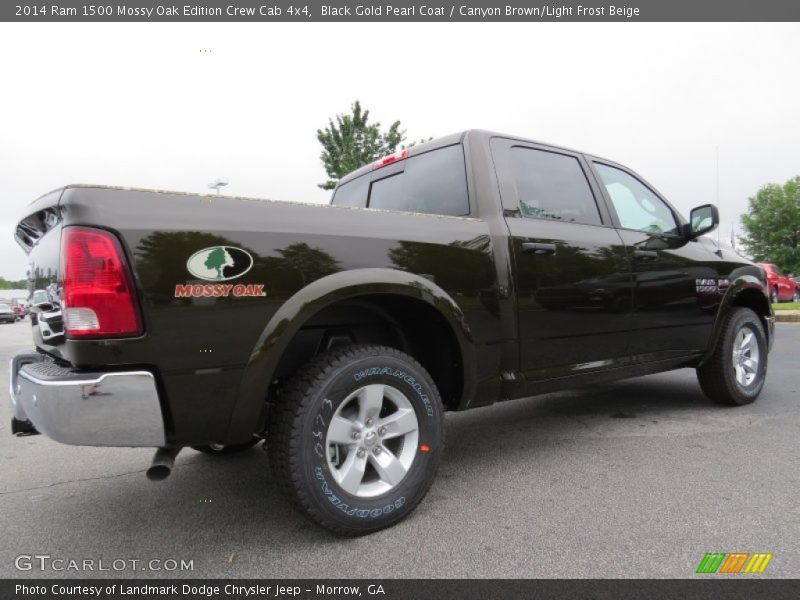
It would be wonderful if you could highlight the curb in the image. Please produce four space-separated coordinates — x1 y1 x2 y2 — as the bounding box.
775 311 800 323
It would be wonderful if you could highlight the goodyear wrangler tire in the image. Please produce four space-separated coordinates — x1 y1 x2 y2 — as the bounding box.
697 307 767 406
267 344 444 536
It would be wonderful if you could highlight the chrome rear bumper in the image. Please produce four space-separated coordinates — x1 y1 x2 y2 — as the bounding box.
9 352 165 447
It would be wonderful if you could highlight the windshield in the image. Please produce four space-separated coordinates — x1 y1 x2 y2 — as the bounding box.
0 304 10 311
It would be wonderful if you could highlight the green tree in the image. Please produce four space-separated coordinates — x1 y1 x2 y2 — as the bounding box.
316 101 405 190
0 277 27 290
204 247 228 278
740 177 800 272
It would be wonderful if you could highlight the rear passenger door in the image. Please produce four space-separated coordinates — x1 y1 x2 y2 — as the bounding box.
491 138 634 379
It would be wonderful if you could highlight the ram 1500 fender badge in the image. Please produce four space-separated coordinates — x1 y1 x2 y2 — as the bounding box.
695 278 730 295
186 246 253 281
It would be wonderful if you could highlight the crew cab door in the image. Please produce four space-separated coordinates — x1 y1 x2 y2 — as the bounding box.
589 160 718 358
491 138 633 379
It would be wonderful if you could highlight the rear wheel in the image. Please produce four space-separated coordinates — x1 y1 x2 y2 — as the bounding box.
268 344 444 536
793 288 800 303
769 287 778 303
697 307 767 406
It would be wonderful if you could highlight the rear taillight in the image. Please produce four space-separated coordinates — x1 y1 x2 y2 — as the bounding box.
60 226 143 338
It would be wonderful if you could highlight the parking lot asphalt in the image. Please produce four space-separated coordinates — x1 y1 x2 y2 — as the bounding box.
1 319 798 579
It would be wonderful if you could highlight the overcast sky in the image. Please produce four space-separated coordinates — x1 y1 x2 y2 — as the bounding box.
0 22 798 279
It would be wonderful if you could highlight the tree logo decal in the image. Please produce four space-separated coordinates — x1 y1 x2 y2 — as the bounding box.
186 246 253 281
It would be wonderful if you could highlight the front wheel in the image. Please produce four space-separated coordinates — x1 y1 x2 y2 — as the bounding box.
268 344 444 536
793 289 800 303
697 307 767 406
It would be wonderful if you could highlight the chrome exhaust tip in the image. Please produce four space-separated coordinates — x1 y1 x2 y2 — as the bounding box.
146 447 182 481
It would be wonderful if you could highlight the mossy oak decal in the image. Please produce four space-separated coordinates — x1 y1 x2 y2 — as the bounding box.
187 246 253 281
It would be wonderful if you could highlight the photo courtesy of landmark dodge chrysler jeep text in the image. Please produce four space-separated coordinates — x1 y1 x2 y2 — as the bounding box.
9 130 775 535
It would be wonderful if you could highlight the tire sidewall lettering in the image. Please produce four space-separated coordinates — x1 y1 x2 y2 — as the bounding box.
314 466 406 519
353 366 434 417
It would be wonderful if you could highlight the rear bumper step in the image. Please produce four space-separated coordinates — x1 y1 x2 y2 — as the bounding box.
8 352 165 447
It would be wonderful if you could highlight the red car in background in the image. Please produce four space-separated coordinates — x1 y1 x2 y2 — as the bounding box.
758 263 800 303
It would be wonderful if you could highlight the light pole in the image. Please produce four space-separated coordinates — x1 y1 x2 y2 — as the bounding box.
208 179 229 195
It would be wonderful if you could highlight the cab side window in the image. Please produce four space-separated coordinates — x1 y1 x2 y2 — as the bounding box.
510 147 602 226
594 163 679 235
332 145 469 216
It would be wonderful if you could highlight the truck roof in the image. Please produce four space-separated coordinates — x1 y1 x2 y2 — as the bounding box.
334 129 596 188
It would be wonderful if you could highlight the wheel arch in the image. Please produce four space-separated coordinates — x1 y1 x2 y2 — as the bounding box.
699 276 774 367
226 268 477 440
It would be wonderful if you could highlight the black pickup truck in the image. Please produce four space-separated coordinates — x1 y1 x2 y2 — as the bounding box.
9 130 774 535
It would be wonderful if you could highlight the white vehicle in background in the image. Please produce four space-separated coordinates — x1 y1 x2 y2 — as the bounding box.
30 289 51 307
29 288 63 340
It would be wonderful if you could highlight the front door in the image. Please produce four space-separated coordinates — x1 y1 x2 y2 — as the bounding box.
491 139 634 379
590 160 718 358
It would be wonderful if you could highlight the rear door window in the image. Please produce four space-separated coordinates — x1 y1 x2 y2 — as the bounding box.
368 144 469 216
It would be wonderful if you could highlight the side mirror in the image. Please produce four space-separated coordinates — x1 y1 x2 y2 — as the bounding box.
685 204 719 239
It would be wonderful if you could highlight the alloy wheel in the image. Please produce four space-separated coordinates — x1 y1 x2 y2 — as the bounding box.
325 383 419 498
732 326 760 387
